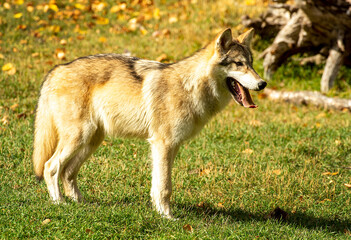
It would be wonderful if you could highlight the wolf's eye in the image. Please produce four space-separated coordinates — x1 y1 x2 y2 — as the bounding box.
235 61 243 67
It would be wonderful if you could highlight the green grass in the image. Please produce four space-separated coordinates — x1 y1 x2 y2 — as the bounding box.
1 0 351 239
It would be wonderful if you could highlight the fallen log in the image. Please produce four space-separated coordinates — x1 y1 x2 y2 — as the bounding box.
264 88 351 112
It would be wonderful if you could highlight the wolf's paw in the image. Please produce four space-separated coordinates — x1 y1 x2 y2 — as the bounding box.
163 214 178 221
52 198 65 205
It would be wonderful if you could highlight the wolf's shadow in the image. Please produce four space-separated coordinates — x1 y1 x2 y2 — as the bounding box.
86 196 350 234
174 202 351 234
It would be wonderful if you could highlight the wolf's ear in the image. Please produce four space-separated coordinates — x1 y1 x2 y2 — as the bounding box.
216 28 232 53
237 28 254 46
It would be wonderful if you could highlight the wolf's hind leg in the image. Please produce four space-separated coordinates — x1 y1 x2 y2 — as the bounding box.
60 130 104 202
43 139 83 203
150 138 179 218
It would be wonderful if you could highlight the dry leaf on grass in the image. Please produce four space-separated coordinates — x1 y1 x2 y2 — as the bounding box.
322 172 339 176
10 103 19 111
55 48 66 60
319 198 331 203
14 13 23 18
1 116 9 125
42 218 51 225
183 224 193 232
2 63 14 71
156 53 168 62
249 119 263 127
199 168 211 176
2 63 16 75
217 202 224 208
242 148 253 154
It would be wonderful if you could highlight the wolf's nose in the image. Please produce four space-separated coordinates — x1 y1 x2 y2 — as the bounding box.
258 81 267 90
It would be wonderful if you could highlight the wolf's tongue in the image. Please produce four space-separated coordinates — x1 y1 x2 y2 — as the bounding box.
237 83 257 108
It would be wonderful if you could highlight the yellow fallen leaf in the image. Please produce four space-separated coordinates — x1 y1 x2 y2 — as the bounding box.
140 27 148 35
344 183 351 188
322 172 339 176
92 2 106 12
316 112 326 119
242 148 253 154
156 53 168 62
55 49 66 60
168 15 178 24
153 8 160 19
1 116 9 125
60 39 67 45
7 67 17 75
98 37 106 43
272 169 281 175
111 3 126 12
200 168 211 176
249 120 263 127
4 3 11 10
10 103 19 111
14 13 23 19
74 3 85 10
49 4 59 12
96 17 109 25
27 5 34 12
18 25 27 31
245 0 256 6
42 218 51 225
2 63 14 72
15 0 24 5
110 5 121 13
218 202 225 208
128 18 138 31
50 25 61 33
335 140 341 146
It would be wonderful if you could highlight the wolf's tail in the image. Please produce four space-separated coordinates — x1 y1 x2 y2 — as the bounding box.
32 96 58 181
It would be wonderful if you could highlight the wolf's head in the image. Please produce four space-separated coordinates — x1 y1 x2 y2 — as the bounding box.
212 28 266 108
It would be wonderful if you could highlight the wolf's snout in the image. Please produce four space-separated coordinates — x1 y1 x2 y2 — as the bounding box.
257 81 267 91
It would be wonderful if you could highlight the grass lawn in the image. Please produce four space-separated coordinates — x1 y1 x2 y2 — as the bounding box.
1 0 350 239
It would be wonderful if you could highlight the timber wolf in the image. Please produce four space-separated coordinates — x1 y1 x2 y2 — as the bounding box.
33 28 266 218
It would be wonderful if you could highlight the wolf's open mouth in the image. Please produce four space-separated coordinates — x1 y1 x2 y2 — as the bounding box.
226 77 257 108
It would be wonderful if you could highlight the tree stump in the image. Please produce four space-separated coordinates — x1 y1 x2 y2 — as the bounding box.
243 0 351 93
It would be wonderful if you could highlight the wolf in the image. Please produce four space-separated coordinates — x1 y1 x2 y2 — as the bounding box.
32 28 266 218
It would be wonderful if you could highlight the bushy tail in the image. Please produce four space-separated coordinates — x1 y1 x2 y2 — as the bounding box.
32 99 57 181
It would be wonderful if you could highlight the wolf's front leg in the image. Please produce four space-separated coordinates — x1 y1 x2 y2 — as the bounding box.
149 138 179 219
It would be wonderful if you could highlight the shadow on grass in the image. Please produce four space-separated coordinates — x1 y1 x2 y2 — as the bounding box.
82 196 350 234
175 202 351 234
